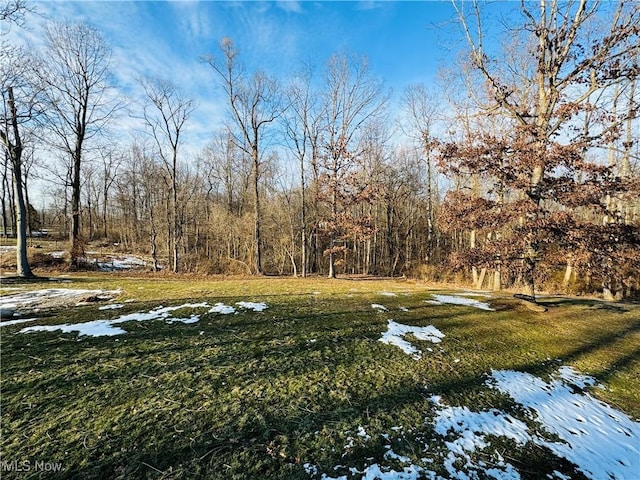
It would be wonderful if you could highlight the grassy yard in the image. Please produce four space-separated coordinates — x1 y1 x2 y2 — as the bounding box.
1 274 638 479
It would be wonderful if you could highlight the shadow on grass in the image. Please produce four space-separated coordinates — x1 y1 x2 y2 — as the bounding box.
559 319 640 384
1 293 637 479
538 296 639 311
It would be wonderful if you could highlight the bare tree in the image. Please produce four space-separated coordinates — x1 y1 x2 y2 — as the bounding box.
204 37 284 275
0 0 35 26
201 127 250 216
282 64 324 277
96 145 122 239
37 20 118 266
400 83 441 263
141 77 196 273
0 2 38 277
319 52 389 278
1 85 34 276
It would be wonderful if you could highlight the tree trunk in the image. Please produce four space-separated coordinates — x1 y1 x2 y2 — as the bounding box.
476 267 487 290
300 153 307 278
328 234 336 278
563 259 574 289
172 178 179 273
492 267 501 292
5 87 34 277
69 146 84 267
1 157 9 237
13 169 32 277
102 183 108 239
252 145 262 275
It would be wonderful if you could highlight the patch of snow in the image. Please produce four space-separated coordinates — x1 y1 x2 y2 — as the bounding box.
426 367 640 480
379 292 398 297
92 255 149 271
21 319 127 337
304 463 318 476
399 307 409 312
17 300 267 338
0 246 16 253
433 404 532 449
98 304 124 310
372 303 388 311
0 289 121 311
383 447 412 464
320 474 347 480
0 317 38 327
489 367 640 480
49 251 66 258
427 294 494 311
379 320 444 359
167 315 201 324
357 426 371 441
359 463 425 480
208 303 236 314
236 301 267 312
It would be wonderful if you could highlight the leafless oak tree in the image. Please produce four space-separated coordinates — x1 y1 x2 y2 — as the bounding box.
204 37 284 275
38 21 118 266
0 1 38 277
141 77 196 274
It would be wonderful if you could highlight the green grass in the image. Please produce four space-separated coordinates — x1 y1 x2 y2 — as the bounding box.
1 275 638 479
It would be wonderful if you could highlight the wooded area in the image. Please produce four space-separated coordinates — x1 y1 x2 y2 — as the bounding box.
2 0 639 300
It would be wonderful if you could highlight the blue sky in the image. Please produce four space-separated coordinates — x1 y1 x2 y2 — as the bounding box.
8 1 468 148
34 1 460 89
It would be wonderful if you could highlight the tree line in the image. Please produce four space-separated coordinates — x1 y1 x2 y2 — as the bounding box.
2 0 639 301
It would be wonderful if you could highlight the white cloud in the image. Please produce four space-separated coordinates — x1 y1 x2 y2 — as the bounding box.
276 1 303 14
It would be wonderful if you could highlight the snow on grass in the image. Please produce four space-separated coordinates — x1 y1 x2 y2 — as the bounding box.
357 426 371 441
427 367 640 480
98 304 124 310
19 301 264 338
354 463 425 480
21 319 128 337
0 317 38 327
96 255 148 271
372 304 388 311
309 366 638 480
489 367 640 480
379 292 398 297
426 294 495 311
208 303 236 314
312 460 427 480
431 397 530 479
304 463 319 476
379 320 444 360
0 289 121 311
236 301 268 312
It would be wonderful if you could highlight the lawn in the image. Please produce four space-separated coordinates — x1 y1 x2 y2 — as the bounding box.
1 275 638 479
